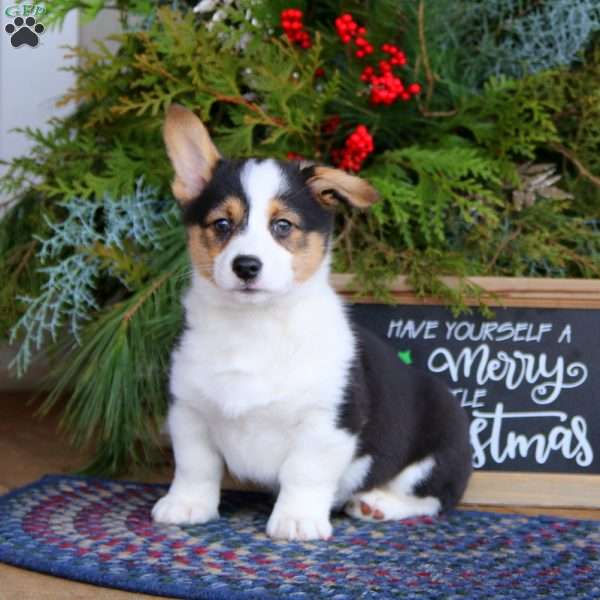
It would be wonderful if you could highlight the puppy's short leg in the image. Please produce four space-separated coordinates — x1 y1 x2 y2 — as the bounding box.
152 401 223 525
267 421 355 541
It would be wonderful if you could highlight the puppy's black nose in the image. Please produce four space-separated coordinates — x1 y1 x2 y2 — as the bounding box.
232 255 262 281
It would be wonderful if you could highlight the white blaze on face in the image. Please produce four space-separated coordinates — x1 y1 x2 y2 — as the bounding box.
213 160 295 298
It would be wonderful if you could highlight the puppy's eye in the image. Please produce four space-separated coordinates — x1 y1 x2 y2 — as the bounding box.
271 219 293 238
213 218 232 235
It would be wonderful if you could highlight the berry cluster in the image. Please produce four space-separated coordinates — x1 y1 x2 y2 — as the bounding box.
361 62 421 105
360 46 421 105
279 9 423 171
334 13 373 58
280 9 311 49
332 125 374 172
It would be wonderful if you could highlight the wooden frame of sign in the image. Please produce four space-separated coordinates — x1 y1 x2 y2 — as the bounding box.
332 275 600 509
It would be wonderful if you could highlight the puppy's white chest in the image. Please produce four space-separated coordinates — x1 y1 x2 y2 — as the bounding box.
209 408 297 487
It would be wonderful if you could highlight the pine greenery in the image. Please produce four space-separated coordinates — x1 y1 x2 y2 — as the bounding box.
41 226 188 474
422 0 600 89
1 0 599 474
9 179 177 375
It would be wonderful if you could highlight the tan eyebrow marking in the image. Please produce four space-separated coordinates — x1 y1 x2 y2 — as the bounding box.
268 198 302 227
205 195 246 226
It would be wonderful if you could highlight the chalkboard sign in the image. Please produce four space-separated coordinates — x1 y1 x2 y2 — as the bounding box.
350 304 600 476
332 275 600 507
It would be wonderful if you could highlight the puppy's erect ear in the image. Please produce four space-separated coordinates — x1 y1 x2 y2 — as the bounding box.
163 104 221 203
304 165 379 209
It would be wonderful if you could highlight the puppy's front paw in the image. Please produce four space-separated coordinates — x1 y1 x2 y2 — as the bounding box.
152 493 218 525
267 511 332 541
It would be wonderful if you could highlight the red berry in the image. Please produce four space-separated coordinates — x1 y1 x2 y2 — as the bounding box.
281 8 311 50
333 124 374 172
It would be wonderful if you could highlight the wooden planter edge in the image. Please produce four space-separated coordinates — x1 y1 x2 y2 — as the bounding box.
462 471 600 509
331 274 600 309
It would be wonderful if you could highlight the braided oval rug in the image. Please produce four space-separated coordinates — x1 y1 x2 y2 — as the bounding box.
0 476 598 599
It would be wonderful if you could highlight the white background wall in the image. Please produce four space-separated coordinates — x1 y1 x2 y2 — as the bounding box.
0 2 120 387
0 2 121 210
0 1 78 205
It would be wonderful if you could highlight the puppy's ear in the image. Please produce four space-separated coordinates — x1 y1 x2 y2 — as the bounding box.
163 104 221 203
304 165 379 209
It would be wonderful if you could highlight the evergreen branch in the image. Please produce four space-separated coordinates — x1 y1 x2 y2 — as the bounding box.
551 143 600 189
420 109 458 118
133 51 180 82
123 269 173 323
12 241 37 282
487 225 523 271
213 93 286 128
37 235 188 474
417 0 435 111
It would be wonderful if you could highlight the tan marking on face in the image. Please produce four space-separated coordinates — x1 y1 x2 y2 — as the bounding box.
292 231 327 282
268 198 327 283
206 195 246 227
187 226 221 281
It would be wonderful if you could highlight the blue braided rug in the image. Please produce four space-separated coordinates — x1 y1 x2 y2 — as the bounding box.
0 476 598 599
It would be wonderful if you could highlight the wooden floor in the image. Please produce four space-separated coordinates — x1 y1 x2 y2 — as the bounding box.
0 393 174 600
0 392 598 599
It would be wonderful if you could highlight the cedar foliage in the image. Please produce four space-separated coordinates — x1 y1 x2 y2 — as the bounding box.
1 0 599 474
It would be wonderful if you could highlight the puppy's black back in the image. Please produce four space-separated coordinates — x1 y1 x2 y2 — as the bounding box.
340 324 472 511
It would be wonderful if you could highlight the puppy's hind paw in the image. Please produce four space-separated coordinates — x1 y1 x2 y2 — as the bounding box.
345 489 441 521
152 493 218 525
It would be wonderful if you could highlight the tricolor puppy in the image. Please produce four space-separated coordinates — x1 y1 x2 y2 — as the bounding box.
153 105 472 541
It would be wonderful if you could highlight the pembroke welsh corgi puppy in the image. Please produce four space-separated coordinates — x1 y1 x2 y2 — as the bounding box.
152 104 472 541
